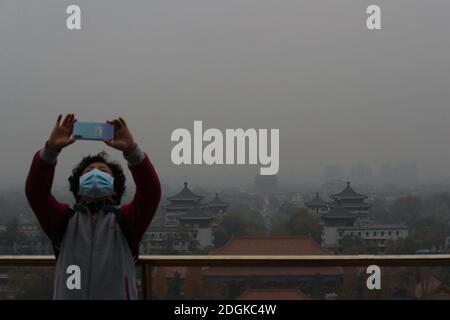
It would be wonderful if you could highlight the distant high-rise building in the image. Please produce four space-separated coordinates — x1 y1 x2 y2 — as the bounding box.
378 163 418 185
348 165 373 185
323 165 345 182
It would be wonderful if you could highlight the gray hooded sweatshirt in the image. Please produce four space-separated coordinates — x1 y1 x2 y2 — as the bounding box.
53 204 137 300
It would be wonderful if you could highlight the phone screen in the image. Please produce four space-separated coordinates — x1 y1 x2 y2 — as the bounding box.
73 122 114 141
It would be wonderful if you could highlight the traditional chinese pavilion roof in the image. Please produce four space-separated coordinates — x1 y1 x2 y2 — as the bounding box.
203 236 343 277
178 205 213 221
332 182 368 200
304 192 330 208
321 203 358 219
207 193 229 208
329 202 371 210
162 202 197 211
167 182 204 202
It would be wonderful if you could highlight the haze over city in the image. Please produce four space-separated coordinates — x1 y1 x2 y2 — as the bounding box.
1 0 450 189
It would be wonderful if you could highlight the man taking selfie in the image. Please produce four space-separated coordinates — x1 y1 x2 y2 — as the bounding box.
25 114 161 300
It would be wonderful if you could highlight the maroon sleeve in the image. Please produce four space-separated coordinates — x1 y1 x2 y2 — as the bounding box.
120 153 161 249
25 151 70 243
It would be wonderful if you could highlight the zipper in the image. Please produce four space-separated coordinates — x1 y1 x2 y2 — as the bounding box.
86 212 97 299
54 274 60 300
124 276 130 300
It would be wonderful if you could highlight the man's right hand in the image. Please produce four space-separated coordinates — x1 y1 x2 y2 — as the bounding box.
47 114 77 152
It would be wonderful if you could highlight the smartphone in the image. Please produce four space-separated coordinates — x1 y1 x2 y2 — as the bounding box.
73 122 114 141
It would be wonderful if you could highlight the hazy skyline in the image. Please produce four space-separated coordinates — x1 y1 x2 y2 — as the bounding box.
1 0 450 189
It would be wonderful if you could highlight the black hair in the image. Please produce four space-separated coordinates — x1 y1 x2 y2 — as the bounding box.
68 151 126 205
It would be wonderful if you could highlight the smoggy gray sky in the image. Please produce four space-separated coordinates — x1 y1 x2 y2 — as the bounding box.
1 0 450 189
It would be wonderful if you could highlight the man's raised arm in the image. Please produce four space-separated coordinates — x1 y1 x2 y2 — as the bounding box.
120 146 161 245
25 114 77 241
25 146 70 242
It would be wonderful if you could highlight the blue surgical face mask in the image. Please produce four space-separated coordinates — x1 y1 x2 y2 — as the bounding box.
79 169 114 199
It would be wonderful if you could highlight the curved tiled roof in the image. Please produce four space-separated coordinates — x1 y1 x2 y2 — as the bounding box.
203 236 342 277
321 203 358 219
207 193 229 207
209 235 335 255
332 182 368 200
178 205 213 220
304 192 329 208
167 182 204 201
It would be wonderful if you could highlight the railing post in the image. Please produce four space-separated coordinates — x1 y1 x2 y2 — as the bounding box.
142 263 152 300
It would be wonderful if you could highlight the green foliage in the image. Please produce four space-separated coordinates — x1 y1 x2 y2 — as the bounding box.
212 226 231 248
4 217 19 241
286 209 321 241
371 193 450 225
368 197 390 223
389 196 422 224
423 193 450 220
410 217 447 249
339 235 369 254
385 216 447 253
384 237 418 254
272 207 322 243
212 210 266 248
